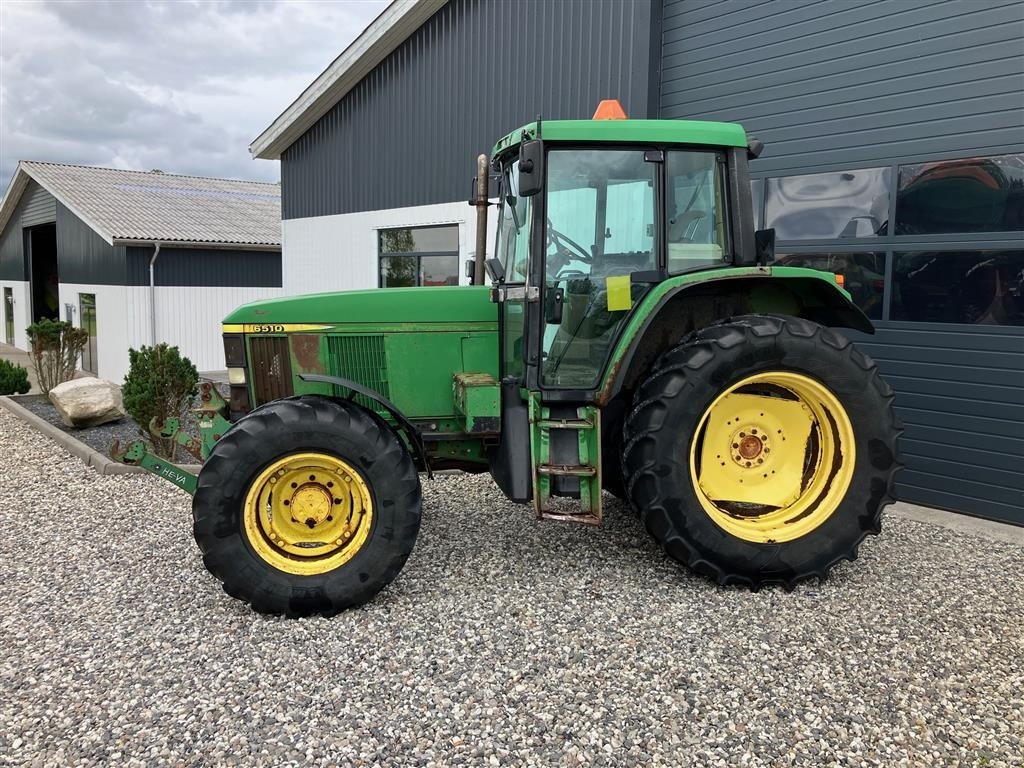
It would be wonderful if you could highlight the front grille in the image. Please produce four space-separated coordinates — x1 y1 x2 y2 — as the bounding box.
327 335 389 412
249 336 294 405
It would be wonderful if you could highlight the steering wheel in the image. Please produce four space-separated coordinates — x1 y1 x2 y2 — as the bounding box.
546 218 592 272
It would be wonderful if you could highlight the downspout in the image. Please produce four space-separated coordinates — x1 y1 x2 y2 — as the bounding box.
149 242 161 345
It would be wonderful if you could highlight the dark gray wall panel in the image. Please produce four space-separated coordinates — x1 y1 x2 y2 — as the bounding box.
125 246 282 287
0 196 28 281
281 0 657 219
55 202 124 285
20 181 56 227
848 322 1024 524
660 0 1024 174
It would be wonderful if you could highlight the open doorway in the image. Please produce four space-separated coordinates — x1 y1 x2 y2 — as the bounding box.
27 224 58 323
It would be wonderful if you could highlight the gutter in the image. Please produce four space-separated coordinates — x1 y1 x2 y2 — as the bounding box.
149 242 161 345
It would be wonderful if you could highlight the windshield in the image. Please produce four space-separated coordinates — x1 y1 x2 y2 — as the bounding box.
496 161 531 283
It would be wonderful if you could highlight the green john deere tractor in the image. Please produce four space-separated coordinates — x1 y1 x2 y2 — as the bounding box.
114 105 900 616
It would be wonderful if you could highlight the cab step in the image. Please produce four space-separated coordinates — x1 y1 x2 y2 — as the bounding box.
528 393 602 524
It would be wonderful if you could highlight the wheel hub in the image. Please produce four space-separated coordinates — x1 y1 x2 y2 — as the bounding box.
291 484 333 527
731 426 771 466
242 453 374 575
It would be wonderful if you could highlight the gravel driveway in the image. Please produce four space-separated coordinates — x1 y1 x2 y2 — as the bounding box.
1 407 1021 767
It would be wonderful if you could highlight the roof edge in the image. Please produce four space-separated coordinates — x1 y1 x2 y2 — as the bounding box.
113 238 281 251
249 0 447 161
0 162 116 245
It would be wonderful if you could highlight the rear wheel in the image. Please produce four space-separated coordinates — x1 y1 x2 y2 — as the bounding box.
193 396 421 616
623 314 900 589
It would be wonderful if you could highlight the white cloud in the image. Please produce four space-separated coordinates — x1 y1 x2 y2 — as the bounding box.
0 0 387 187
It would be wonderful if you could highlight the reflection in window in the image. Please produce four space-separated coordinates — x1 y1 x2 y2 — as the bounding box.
773 252 886 319
751 178 764 230
766 168 890 240
378 224 460 287
892 250 1023 325
895 154 1024 235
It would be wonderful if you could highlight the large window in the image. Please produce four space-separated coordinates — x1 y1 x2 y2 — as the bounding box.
666 151 729 272
896 154 1024 235
773 252 886 320
891 250 1023 325
378 225 459 287
542 149 656 387
765 167 891 240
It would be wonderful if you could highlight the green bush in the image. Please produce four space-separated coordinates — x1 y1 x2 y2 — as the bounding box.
26 318 89 395
122 344 198 460
0 358 31 396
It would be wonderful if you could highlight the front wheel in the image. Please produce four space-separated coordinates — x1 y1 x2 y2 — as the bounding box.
623 315 900 589
193 396 421 616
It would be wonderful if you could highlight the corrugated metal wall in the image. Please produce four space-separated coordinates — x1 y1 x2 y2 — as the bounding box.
125 246 282 287
849 323 1024 523
659 0 1024 523
660 0 1024 175
0 196 29 281
55 202 124 284
281 0 658 220
21 181 57 228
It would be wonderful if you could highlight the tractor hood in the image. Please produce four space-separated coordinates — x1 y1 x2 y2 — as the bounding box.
223 285 496 329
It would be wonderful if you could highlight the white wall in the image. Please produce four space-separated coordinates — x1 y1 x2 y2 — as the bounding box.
59 282 280 383
282 199 498 295
0 280 32 350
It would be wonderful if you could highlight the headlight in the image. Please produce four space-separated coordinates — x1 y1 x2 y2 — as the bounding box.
227 367 247 385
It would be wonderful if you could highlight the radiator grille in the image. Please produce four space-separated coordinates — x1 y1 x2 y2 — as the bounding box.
327 335 389 412
249 336 294 405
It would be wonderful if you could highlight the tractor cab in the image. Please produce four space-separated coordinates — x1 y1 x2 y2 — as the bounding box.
484 102 768 522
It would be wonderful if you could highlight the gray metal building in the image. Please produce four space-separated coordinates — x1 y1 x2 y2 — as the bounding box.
250 0 1023 523
0 162 282 381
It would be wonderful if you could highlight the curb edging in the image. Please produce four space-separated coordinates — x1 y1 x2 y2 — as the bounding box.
0 395 202 477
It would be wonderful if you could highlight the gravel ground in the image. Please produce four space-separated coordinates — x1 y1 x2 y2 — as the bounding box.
1 407 1021 768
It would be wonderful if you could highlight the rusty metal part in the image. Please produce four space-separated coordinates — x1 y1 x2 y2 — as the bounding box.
290 334 323 372
472 153 489 285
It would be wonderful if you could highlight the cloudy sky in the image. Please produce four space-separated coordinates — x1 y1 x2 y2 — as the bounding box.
0 0 388 190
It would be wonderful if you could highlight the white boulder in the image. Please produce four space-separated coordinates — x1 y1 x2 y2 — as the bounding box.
49 378 125 428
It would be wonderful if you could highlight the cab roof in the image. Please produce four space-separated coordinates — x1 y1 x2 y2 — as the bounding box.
492 119 748 158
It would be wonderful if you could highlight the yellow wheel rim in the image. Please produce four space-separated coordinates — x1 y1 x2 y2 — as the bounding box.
242 452 373 575
689 371 855 543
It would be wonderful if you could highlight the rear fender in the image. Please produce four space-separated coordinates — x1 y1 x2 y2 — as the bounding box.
597 267 874 403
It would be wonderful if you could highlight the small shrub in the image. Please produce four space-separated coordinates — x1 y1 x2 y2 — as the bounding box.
0 359 31 395
122 344 198 460
26 318 89 396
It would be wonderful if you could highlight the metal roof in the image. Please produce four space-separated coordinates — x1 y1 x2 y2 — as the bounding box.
249 0 446 161
0 161 281 249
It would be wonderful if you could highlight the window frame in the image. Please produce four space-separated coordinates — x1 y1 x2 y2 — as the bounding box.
377 223 461 288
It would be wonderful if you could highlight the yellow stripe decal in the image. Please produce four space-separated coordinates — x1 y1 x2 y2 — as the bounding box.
222 323 333 334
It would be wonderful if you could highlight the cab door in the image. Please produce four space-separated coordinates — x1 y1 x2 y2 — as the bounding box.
540 148 659 390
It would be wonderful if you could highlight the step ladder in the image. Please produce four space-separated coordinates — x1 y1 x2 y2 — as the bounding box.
528 393 602 525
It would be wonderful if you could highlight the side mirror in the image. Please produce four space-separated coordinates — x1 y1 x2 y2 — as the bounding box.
518 139 543 197
754 228 775 266
484 257 505 284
